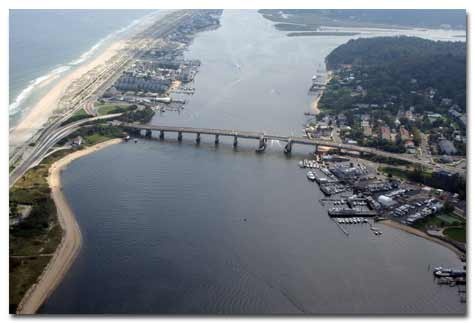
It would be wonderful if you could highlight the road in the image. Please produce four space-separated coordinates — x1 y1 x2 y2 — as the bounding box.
9 10 193 185
9 114 122 188
122 123 465 176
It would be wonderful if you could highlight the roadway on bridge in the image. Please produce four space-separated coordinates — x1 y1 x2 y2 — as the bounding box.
121 123 464 176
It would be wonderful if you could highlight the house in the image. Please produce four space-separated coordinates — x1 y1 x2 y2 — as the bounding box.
362 125 372 136
72 136 83 147
379 126 391 141
361 120 372 136
404 140 416 154
399 127 411 141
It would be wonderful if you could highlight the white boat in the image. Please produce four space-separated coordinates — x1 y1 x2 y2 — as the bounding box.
306 172 316 181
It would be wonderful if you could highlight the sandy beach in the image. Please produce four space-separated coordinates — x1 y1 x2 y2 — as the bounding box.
380 219 464 257
16 139 122 314
9 41 125 149
310 71 332 115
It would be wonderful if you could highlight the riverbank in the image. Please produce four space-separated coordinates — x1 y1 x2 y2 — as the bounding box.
310 71 332 115
380 219 464 258
16 139 122 314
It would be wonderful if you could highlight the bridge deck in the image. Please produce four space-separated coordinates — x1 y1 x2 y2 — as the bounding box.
120 123 460 174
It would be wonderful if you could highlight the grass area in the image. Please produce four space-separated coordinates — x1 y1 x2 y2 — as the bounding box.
287 31 360 37
413 215 444 230
437 213 464 226
443 227 466 243
10 256 52 313
379 166 411 180
84 133 113 145
379 166 433 179
60 108 90 126
9 150 70 312
357 155 411 167
9 123 129 311
413 211 464 229
96 103 133 116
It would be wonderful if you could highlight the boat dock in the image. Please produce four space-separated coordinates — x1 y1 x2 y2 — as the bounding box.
328 208 377 217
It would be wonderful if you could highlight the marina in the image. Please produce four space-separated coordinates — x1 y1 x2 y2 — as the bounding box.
23 9 466 314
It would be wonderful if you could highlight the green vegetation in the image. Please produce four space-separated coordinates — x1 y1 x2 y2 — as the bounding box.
9 119 132 311
317 36 466 159
323 36 466 112
358 154 410 166
379 166 466 198
287 31 359 37
118 106 155 124
60 108 90 126
443 227 466 243
413 208 465 241
259 9 466 30
68 124 125 146
10 256 52 314
96 103 135 116
9 150 70 312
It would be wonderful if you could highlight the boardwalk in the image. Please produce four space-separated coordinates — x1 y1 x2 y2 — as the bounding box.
121 123 462 174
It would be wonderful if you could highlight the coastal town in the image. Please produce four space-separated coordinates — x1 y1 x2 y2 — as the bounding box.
9 9 467 315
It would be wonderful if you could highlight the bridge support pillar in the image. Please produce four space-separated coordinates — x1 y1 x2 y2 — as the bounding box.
233 135 238 148
145 129 152 138
159 130 164 140
256 136 267 153
215 134 219 145
178 131 182 142
314 145 319 155
284 139 293 154
196 133 201 144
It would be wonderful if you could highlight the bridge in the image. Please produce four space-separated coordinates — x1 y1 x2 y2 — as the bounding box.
120 123 463 174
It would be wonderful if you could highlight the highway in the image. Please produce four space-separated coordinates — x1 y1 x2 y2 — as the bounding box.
9 114 122 187
10 10 193 186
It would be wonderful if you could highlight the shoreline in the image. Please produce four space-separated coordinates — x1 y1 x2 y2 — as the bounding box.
16 138 122 314
310 71 332 115
379 219 464 258
9 41 125 150
9 10 168 147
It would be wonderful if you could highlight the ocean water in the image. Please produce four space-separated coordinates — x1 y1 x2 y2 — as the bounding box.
9 9 153 126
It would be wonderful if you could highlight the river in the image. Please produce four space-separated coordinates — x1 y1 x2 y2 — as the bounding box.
40 10 465 314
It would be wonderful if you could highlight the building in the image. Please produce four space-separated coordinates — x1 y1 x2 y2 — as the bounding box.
377 195 397 207
330 166 363 180
379 126 391 141
361 120 372 136
404 140 416 154
72 136 83 147
399 127 411 141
